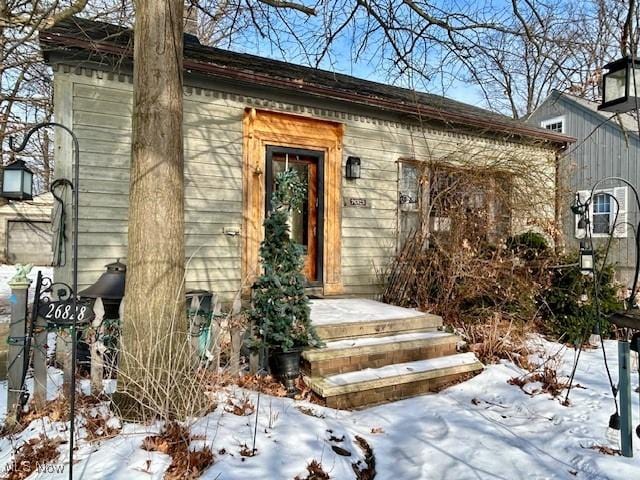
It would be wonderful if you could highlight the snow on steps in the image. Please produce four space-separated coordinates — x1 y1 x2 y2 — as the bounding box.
305 299 483 409
310 298 442 340
301 331 459 376
306 353 484 409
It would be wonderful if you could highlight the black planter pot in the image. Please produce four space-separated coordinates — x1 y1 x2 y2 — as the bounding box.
269 348 302 395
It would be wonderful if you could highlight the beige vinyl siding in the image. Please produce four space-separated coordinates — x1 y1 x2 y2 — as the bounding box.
340 122 556 296
56 72 245 299
54 66 557 300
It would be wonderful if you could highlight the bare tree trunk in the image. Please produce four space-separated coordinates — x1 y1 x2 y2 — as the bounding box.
118 0 189 420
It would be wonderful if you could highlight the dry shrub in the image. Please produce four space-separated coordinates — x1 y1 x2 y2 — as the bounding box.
114 320 216 422
141 421 214 479
239 443 257 457
5 435 61 480
589 445 621 456
83 413 121 442
459 315 534 365
296 405 326 418
232 374 322 403
508 356 568 398
384 162 554 360
19 396 69 425
113 282 251 422
295 460 330 480
352 435 376 480
224 394 255 416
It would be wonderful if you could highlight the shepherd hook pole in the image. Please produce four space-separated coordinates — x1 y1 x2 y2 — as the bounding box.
9 122 79 479
619 340 633 457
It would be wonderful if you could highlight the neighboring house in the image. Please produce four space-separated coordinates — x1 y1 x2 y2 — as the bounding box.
0 193 53 266
41 18 570 302
528 90 639 284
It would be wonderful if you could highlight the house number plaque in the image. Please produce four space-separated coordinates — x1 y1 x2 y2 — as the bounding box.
345 197 370 208
38 299 95 326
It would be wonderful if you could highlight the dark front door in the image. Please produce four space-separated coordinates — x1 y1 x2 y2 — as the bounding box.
265 146 324 284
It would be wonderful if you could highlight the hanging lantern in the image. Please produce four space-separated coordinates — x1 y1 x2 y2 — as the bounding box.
2 159 33 201
345 156 361 180
599 56 640 113
579 241 594 275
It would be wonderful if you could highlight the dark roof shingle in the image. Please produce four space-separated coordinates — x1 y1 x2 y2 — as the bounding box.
40 17 572 145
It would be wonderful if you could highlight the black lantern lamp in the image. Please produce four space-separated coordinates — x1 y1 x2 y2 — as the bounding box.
599 56 640 113
2 158 33 201
579 241 595 275
79 260 126 319
346 156 361 180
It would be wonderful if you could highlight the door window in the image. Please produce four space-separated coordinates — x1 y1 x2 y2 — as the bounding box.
266 148 323 283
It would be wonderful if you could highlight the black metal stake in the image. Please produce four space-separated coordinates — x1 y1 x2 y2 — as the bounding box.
9 122 79 480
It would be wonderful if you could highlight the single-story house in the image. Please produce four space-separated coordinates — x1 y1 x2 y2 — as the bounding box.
0 193 53 266
41 17 571 302
528 90 638 284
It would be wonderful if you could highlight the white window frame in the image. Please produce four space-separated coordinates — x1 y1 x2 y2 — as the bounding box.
590 190 614 237
575 187 628 239
541 115 565 134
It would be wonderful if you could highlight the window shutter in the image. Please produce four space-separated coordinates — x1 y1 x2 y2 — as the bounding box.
575 190 590 239
613 186 629 238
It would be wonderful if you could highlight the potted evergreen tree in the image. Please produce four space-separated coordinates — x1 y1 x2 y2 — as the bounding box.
250 169 321 393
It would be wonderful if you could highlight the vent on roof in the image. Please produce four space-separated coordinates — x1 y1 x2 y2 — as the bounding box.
184 33 200 45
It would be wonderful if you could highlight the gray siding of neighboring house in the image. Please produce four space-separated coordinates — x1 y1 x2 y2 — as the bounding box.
52 63 559 302
528 93 640 284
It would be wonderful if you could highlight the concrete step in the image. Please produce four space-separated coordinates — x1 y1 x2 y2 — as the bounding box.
314 315 442 341
310 298 442 341
302 331 458 377
306 353 484 409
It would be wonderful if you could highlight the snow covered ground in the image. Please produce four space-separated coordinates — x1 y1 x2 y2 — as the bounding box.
0 336 638 479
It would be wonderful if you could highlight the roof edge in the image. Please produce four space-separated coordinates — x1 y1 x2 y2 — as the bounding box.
40 24 574 147
552 91 640 142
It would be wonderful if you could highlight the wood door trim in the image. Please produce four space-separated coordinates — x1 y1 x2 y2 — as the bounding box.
243 108 343 295
307 159 319 282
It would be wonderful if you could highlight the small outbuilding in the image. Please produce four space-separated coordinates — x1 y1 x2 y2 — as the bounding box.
0 193 53 266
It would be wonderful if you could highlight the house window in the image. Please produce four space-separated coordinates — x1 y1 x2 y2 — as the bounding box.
397 162 511 246
399 163 420 211
592 193 612 234
398 161 422 245
541 116 565 134
575 187 629 238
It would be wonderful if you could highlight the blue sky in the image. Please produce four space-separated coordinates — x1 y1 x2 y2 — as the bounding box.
233 33 488 110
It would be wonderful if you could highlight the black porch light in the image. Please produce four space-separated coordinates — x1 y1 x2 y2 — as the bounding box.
599 56 640 113
579 241 595 275
346 156 361 180
2 158 33 201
